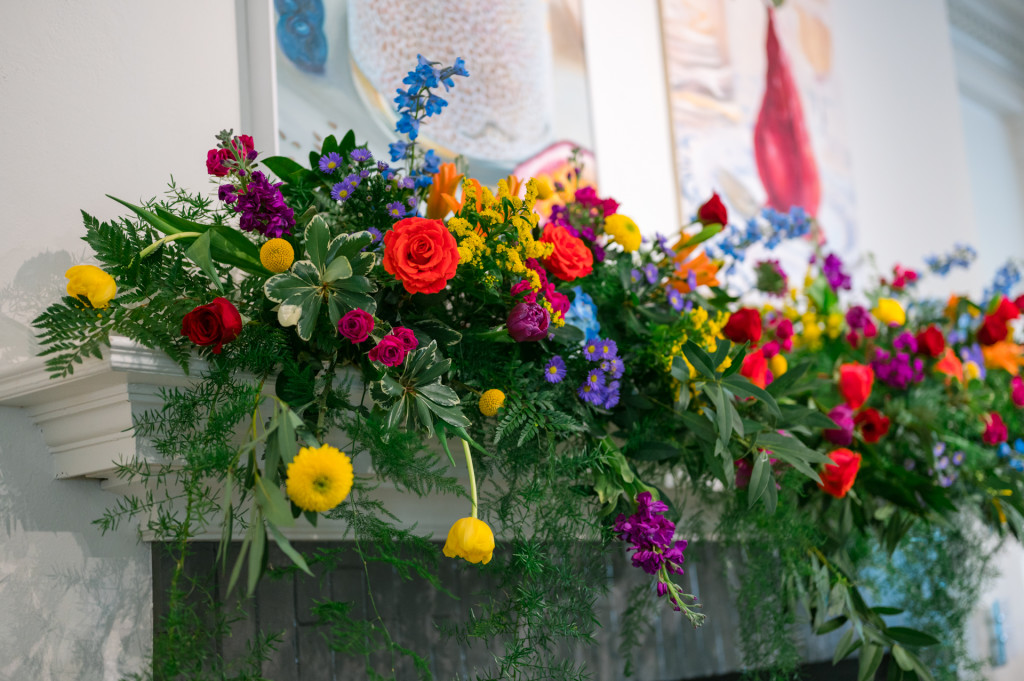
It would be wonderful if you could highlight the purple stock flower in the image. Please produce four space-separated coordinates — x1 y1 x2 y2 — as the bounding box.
218 183 238 204
507 302 550 342
823 253 852 291
893 331 917 353
544 356 566 383
846 305 870 330
233 171 295 238
614 492 687 578
872 347 925 389
656 233 676 257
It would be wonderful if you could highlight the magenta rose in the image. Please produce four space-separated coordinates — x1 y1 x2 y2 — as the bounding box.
507 302 550 342
338 309 374 343
391 327 418 351
368 335 408 367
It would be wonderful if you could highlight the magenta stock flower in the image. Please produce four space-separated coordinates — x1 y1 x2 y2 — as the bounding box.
614 492 687 578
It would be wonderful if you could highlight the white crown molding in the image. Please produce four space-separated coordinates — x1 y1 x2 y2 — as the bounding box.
948 0 1024 100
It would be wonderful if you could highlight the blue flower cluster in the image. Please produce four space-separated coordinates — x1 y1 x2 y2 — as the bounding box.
388 55 469 189
704 206 811 262
923 243 976 276
564 286 601 341
984 260 1021 303
998 438 1024 473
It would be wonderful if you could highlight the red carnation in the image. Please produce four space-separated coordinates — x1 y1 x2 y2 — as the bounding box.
723 308 763 344
914 325 945 358
854 408 891 444
977 314 1008 346
697 192 728 226
181 297 243 354
819 448 862 499
838 363 874 410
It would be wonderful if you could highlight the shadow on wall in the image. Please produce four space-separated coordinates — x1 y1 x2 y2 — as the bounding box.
0 249 78 364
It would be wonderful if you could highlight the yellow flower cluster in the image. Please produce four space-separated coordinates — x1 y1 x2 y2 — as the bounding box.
285 444 354 513
662 307 729 379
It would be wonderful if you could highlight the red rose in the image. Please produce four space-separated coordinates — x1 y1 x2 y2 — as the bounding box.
540 225 594 281
206 135 256 176
977 314 1008 346
819 448 862 499
854 408 890 444
382 217 460 294
740 348 769 388
838 363 874 409
697 192 728 226
914 325 945 358
181 297 243 354
723 308 763 344
1014 295 1024 314
994 296 1020 322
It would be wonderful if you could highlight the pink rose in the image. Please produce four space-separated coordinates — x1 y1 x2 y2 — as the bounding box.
390 327 418 351
337 309 374 343
368 335 408 367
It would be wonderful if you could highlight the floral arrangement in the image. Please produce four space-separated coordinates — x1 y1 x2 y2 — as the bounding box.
34 56 1024 681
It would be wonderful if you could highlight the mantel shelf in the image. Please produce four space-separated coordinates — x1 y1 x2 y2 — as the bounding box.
0 337 469 538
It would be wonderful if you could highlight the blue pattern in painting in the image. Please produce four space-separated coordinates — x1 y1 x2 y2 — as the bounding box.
275 0 327 74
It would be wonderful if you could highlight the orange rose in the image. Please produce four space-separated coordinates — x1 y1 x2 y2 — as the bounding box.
540 225 593 281
382 217 460 294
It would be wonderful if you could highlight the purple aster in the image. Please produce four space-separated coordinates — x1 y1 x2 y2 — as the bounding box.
952 451 965 466
961 344 987 380
630 269 643 284
343 173 361 188
904 458 916 471
318 152 343 174
544 356 566 383
586 368 605 389
366 226 382 244
936 456 950 471
602 380 621 409
578 381 604 405
598 338 618 360
933 442 947 458
232 171 295 238
386 201 404 219
939 474 956 488
398 176 416 190
668 288 685 312
359 169 370 179
583 339 602 361
608 357 625 379
644 263 659 284
655 233 676 257
687 270 698 292
823 253 852 291
377 160 389 173
350 148 372 163
331 182 354 202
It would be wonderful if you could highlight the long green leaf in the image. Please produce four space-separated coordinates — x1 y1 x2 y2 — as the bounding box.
266 522 314 576
184 230 224 292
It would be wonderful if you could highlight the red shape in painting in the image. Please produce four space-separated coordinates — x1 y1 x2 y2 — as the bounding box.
754 8 821 217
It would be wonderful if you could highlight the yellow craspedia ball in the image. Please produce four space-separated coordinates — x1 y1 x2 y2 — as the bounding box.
443 517 495 564
260 238 295 273
65 265 117 308
479 389 506 417
769 353 788 377
285 443 354 513
604 214 642 252
874 298 906 326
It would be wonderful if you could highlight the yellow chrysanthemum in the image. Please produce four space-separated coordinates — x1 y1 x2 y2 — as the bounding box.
65 265 117 309
260 238 295 273
604 214 642 252
479 389 506 417
874 298 906 326
285 444 354 513
443 517 495 564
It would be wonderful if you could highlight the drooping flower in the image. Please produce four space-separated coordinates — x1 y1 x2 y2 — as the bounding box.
285 443 354 512
819 448 862 499
544 356 567 383
259 238 295 273
443 517 495 565
478 389 506 417
65 265 117 309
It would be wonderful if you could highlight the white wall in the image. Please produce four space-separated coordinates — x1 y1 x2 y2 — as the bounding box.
0 2 242 678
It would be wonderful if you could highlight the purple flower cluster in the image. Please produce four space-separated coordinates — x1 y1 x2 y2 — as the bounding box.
871 342 925 389
614 492 687 583
823 253 852 292
221 171 295 238
577 337 623 409
930 442 964 487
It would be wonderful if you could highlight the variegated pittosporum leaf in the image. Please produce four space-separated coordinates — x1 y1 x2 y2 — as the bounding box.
263 215 377 340
369 340 470 438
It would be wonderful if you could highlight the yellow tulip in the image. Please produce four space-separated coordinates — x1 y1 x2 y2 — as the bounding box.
874 298 906 326
442 517 495 565
65 265 117 308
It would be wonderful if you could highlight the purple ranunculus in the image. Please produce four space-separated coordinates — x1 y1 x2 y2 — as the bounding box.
507 302 550 342
390 326 418 351
824 404 855 446
368 335 408 367
337 309 374 343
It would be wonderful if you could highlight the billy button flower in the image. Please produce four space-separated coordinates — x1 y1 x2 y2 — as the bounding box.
479 389 506 417
259 238 294 273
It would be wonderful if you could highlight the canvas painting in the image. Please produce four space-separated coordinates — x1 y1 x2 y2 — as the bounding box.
273 0 596 187
660 0 856 260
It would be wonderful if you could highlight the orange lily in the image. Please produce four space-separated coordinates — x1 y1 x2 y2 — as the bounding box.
426 163 464 219
983 340 1024 376
669 249 720 293
503 174 525 200
934 347 964 384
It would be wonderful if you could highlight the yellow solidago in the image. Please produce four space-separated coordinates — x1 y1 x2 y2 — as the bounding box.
260 238 294 273
443 517 495 564
285 444 354 513
826 312 844 339
479 389 506 416
66 265 117 309
604 214 642 252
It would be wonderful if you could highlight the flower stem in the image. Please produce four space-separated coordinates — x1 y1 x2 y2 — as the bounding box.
462 438 478 519
139 231 203 259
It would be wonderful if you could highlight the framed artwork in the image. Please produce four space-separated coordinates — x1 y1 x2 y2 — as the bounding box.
659 0 856 257
239 0 598 188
